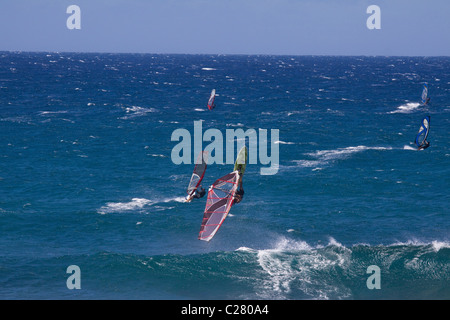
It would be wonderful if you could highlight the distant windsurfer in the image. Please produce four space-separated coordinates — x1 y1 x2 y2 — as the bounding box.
207 89 216 110
421 83 430 106
418 141 430 150
233 173 244 204
185 186 206 202
415 115 431 151
208 100 216 110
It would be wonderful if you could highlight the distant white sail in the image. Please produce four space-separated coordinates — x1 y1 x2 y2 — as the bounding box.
421 83 428 105
415 116 430 150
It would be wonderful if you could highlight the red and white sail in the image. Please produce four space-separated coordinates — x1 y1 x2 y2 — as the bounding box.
198 171 239 241
207 89 216 110
186 151 208 200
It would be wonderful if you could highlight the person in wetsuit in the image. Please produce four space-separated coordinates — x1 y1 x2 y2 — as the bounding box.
192 185 206 199
185 185 206 202
418 140 430 150
233 174 244 204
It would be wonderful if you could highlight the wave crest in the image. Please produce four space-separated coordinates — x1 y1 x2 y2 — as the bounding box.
389 102 421 114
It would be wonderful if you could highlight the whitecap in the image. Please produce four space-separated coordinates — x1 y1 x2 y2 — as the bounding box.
431 240 450 252
120 106 157 119
161 196 186 203
226 123 244 127
247 236 351 299
98 198 152 214
97 195 185 215
125 106 157 113
291 160 321 168
389 102 421 114
308 145 392 161
38 110 69 115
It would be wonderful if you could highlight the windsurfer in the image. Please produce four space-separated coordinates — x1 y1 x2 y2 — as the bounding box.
208 89 216 110
418 141 430 150
185 186 206 202
233 174 244 204
193 186 206 199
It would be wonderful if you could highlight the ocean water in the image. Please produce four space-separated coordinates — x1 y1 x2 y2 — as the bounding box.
0 52 449 300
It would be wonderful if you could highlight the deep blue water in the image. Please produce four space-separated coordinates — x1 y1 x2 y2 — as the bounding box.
0 52 449 299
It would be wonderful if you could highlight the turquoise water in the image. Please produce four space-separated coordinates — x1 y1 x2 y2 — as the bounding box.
0 52 449 299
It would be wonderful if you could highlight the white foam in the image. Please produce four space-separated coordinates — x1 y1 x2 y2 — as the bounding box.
274 140 294 145
287 111 302 116
97 195 186 214
389 102 421 114
244 237 351 299
38 110 69 115
308 145 392 161
236 246 257 253
125 106 157 113
255 238 310 297
391 239 450 252
431 240 450 252
226 123 244 127
291 160 322 168
326 237 345 248
120 106 157 119
162 196 186 203
98 198 152 214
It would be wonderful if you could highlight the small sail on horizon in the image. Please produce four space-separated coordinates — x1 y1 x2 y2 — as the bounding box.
421 83 429 105
207 89 216 110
